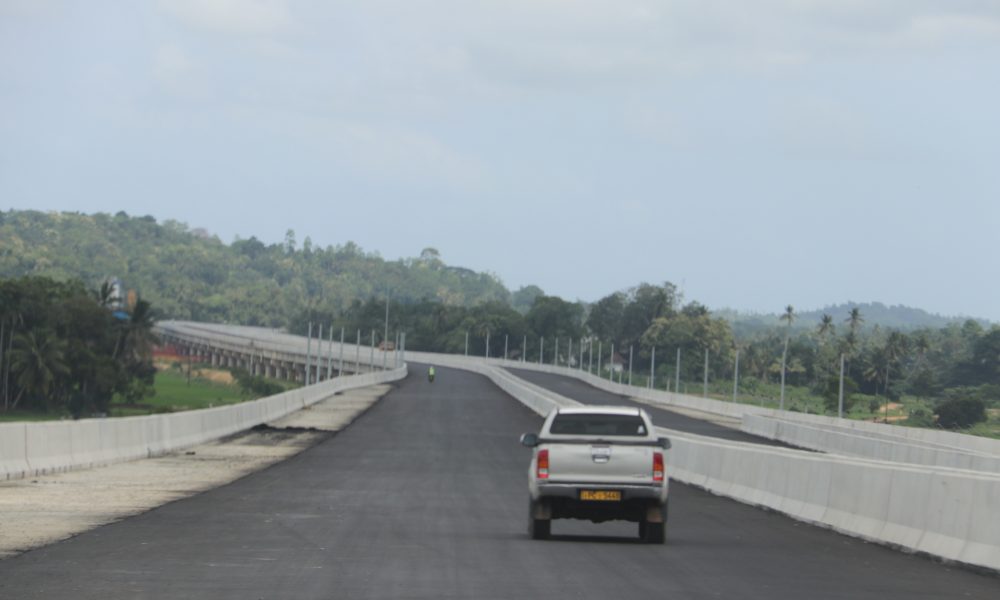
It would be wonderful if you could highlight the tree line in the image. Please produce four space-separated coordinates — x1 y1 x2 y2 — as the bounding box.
0 276 157 417
304 283 997 429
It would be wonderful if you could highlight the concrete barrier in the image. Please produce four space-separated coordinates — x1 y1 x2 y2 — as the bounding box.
741 414 1000 474
0 423 29 481
0 366 407 481
483 359 1000 462
659 429 1000 571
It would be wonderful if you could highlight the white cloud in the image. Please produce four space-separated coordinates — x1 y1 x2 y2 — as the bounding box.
157 0 293 35
228 105 489 193
774 96 876 160
153 43 211 101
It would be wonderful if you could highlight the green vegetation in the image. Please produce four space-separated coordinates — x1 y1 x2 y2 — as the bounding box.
105 366 291 417
0 276 157 418
0 210 514 327
2 209 997 437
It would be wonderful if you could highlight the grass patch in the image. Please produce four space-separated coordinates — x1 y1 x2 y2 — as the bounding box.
0 409 67 422
108 364 297 416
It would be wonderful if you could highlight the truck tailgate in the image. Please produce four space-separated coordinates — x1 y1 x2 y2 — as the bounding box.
544 442 656 485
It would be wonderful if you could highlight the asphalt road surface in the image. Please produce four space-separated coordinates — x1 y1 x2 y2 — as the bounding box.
507 367 793 446
0 365 995 599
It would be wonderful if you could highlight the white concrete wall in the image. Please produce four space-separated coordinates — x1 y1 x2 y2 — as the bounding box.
663 428 1000 571
1 367 406 482
741 414 1000 473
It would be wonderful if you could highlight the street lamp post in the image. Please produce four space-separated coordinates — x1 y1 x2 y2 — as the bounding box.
732 348 740 403
628 345 633 386
306 322 312 385
650 346 655 389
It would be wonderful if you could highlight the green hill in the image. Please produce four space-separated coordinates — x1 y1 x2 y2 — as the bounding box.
0 210 512 326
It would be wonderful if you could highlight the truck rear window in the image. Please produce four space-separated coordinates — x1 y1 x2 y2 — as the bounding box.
549 414 648 436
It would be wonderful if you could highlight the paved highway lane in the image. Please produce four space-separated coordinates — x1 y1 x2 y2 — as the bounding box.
1 365 995 599
507 367 791 446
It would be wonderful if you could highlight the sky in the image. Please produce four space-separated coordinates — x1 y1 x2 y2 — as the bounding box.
2 1 999 320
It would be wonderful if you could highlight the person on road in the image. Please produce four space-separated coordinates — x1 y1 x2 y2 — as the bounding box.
428 366 436 382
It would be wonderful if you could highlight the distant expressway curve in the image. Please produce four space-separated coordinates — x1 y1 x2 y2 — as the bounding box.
0 365 996 599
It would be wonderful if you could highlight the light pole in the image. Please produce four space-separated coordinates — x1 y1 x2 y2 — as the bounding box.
306 322 312 385
504 334 508 361
675 348 681 394
838 353 846 418
650 346 655 389
703 348 709 398
326 324 334 379
338 327 344 377
317 324 324 381
780 336 789 411
383 291 389 369
628 345 633 386
609 343 615 381
732 348 740 403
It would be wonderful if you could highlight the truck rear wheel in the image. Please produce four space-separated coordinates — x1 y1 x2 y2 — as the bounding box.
528 499 551 540
640 502 667 544
641 521 665 544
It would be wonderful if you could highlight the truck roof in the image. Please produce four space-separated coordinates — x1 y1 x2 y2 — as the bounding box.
554 406 643 417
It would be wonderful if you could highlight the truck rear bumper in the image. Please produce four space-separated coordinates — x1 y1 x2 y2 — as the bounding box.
536 482 665 502
532 483 668 523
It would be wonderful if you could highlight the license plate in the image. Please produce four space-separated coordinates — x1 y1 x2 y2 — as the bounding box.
579 490 622 502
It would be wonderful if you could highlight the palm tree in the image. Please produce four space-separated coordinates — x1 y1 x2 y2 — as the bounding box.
913 333 930 367
881 331 909 422
842 307 864 377
845 307 864 337
779 305 795 410
817 314 835 340
8 330 69 410
115 298 158 365
92 280 120 310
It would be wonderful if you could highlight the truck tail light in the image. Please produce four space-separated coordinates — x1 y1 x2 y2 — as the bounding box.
653 451 664 482
537 449 549 479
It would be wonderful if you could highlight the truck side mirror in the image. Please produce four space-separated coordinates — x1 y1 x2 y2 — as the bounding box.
520 433 539 447
658 437 672 450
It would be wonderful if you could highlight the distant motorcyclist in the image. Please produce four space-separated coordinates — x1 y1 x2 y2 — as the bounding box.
428 366 436 382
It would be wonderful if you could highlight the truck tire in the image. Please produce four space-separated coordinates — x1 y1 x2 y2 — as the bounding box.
641 501 667 544
528 500 551 540
642 521 665 544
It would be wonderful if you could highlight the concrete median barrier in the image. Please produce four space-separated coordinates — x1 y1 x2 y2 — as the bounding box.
657 428 1000 572
741 413 1000 474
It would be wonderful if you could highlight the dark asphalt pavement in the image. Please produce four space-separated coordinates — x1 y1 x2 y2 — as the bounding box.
0 364 995 598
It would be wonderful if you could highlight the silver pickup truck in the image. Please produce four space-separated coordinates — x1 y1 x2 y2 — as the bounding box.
520 406 671 543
